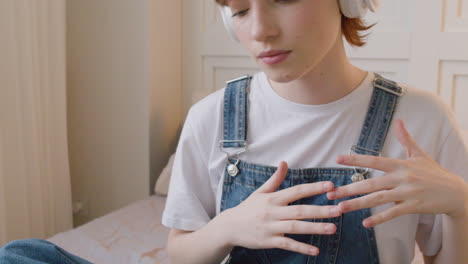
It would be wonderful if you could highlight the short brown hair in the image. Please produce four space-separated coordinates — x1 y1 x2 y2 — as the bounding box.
215 0 376 47
341 16 376 47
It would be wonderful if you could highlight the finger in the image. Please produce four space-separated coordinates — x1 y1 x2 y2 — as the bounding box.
269 236 319 256
395 119 425 158
272 205 342 220
256 161 288 194
274 181 334 205
270 220 337 235
337 189 401 213
336 154 402 172
327 175 397 200
362 201 416 228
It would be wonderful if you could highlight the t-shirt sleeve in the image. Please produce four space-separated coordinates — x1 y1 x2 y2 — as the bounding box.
161 108 216 231
415 118 468 256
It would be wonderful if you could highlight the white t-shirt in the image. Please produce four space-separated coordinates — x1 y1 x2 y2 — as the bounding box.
161 71 468 263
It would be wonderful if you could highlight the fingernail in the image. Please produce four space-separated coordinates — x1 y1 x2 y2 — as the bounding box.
328 191 336 199
325 224 335 233
330 207 340 217
322 182 332 190
336 156 344 163
363 219 373 228
309 248 317 255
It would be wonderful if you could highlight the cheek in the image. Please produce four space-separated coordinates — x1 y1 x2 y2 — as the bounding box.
285 10 325 42
288 1 341 39
293 15 340 52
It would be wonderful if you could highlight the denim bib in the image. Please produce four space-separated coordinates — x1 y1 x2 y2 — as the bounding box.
219 73 403 264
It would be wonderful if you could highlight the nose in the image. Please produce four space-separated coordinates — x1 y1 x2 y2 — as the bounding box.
249 6 279 42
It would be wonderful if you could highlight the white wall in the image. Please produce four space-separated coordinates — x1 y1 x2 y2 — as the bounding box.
67 0 182 226
149 1 183 199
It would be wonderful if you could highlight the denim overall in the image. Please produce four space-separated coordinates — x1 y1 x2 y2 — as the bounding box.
219 73 403 264
0 239 92 264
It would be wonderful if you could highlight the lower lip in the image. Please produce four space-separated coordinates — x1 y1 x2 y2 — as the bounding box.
259 51 291 65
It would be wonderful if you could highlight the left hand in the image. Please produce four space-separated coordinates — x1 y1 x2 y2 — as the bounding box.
327 119 468 228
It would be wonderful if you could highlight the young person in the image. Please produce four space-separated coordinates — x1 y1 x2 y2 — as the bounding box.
1 1 466 264
161 0 468 263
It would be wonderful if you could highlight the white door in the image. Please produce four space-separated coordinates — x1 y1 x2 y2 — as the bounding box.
182 0 468 129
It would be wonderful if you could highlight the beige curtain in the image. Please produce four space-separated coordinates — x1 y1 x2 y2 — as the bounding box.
0 0 72 244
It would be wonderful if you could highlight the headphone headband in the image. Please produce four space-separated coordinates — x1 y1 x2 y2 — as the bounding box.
219 0 381 42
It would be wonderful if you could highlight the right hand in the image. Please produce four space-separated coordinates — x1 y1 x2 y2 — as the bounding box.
221 161 342 256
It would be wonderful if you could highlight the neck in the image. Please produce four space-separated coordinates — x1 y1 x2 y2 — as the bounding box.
268 35 368 105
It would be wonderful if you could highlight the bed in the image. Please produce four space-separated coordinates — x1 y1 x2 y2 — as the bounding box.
47 130 468 264
48 195 170 264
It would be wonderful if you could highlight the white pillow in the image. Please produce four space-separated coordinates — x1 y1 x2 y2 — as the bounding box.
154 153 176 196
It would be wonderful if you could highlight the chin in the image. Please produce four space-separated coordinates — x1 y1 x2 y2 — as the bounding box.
262 68 301 83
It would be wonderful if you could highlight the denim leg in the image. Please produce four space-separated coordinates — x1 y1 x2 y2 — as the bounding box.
0 239 92 264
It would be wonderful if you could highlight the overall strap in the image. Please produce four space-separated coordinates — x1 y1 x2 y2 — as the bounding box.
352 73 405 156
219 73 404 157
220 75 252 149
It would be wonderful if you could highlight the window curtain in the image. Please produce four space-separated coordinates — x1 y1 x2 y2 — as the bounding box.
0 0 72 244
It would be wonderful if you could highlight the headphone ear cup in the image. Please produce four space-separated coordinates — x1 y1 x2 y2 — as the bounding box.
339 0 368 18
365 0 381 12
339 0 381 18
219 6 239 42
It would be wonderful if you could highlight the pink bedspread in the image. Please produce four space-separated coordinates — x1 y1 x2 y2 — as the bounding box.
48 195 170 264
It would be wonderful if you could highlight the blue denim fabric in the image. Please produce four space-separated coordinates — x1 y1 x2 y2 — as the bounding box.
220 73 403 264
222 75 251 148
0 239 92 264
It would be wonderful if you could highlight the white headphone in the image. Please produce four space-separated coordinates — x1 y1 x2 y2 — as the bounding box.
219 0 381 42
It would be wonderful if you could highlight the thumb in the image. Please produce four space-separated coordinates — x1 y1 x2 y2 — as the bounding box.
256 161 288 193
395 119 425 158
